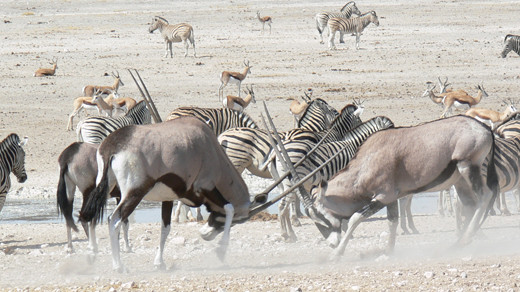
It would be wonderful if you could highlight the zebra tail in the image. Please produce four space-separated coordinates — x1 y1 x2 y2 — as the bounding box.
79 157 111 224
315 17 323 34
56 165 79 232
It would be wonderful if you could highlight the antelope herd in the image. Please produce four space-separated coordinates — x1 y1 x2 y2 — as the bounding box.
0 1 517 274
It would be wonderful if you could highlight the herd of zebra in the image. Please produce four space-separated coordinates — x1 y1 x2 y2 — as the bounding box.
1 1 520 272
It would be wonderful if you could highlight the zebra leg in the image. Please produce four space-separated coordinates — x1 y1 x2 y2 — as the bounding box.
173 201 182 222
289 199 301 227
195 207 203 221
398 197 410 234
154 201 173 270
498 192 511 215
339 31 345 43
164 40 169 58
183 39 189 57
190 35 196 57
405 195 419 234
386 201 399 254
328 30 337 50
0 193 5 217
355 33 360 50
279 194 297 242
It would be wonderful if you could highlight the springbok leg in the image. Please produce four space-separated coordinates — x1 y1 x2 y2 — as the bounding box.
154 201 173 270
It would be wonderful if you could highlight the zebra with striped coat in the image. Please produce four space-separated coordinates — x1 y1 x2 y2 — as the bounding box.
167 107 258 222
274 116 394 241
501 34 520 58
328 11 380 50
315 1 362 44
149 16 196 58
76 100 151 144
0 134 28 215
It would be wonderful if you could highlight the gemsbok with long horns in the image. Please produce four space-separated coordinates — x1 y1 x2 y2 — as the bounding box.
148 16 196 58
303 116 498 258
218 61 252 101
56 142 131 254
82 71 124 97
79 117 252 272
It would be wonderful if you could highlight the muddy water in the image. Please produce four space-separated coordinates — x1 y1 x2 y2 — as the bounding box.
0 193 441 224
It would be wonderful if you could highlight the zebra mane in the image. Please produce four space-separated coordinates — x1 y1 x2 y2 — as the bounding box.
125 100 147 116
340 1 355 12
154 16 169 24
0 133 20 152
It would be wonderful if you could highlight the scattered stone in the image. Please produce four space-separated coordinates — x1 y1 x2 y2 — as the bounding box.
424 271 435 279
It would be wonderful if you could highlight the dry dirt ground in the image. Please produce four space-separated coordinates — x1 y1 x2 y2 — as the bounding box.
1 0 520 290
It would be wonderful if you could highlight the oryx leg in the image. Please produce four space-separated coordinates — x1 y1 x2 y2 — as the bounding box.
215 204 234 261
386 201 399 253
398 195 418 235
154 201 173 270
332 199 386 259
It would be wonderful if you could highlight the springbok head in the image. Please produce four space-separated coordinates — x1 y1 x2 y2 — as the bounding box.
12 135 28 183
422 82 436 97
149 16 168 33
476 82 488 98
244 60 252 74
245 85 256 103
302 88 313 102
111 71 124 87
352 98 365 116
437 77 451 93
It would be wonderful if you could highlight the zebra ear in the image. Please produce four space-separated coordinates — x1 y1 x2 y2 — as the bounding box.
19 136 28 147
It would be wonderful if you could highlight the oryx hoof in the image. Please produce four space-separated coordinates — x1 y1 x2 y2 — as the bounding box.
215 244 228 262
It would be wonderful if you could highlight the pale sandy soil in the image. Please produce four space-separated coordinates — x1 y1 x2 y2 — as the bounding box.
0 0 520 290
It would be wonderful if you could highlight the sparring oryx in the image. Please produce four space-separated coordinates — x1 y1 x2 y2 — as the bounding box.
305 116 498 259
56 142 130 254
79 117 252 272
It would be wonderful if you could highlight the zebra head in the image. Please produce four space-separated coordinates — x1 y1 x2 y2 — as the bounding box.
369 11 380 26
12 135 28 183
149 16 168 33
341 1 361 16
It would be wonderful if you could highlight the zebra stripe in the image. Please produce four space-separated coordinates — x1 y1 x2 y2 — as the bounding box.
149 16 196 58
495 114 520 138
297 98 339 132
501 34 520 58
167 107 258 136
77 101 151 144
327 11 379 50
0 134 27 214
315 1 361 44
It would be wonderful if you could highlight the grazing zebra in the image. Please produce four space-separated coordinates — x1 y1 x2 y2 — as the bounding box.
501 34 520 58
315 1 362 44
328 11 380 50
167 107 258 222
275 116 394 241
0 134 28 215
76 101 151 144
148 16 196 58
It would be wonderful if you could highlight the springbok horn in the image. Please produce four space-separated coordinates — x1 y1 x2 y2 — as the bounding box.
261 101 313 209
128 69 162 123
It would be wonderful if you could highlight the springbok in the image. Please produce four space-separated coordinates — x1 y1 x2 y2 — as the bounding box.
223 85 256 112
287 89 313 126
256 11 272 33
66 91 115 131
465 103 517 130
305 116 498 258
56 142 130 254
33 58 58 77
79 117 252 272
218 61 252 101
111 95 137 113
423 83 488 118
82 71 124 97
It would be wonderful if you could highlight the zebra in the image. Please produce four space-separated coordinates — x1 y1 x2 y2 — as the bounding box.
0 134 28 215
167 107 258 136
148 16 196 58
501 34 520 58
315 1 362 44
274 116 394 241
76 100 151 144
167 106 258 222
297 98 339 132
328 11 380 50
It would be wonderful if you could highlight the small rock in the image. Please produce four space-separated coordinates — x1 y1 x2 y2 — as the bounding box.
461 272 468 278
351 286 360 291
424 271 434 279
121 281 137 289
171 236 186 246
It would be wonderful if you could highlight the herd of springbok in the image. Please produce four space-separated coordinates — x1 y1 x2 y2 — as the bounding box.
4 1 516 273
